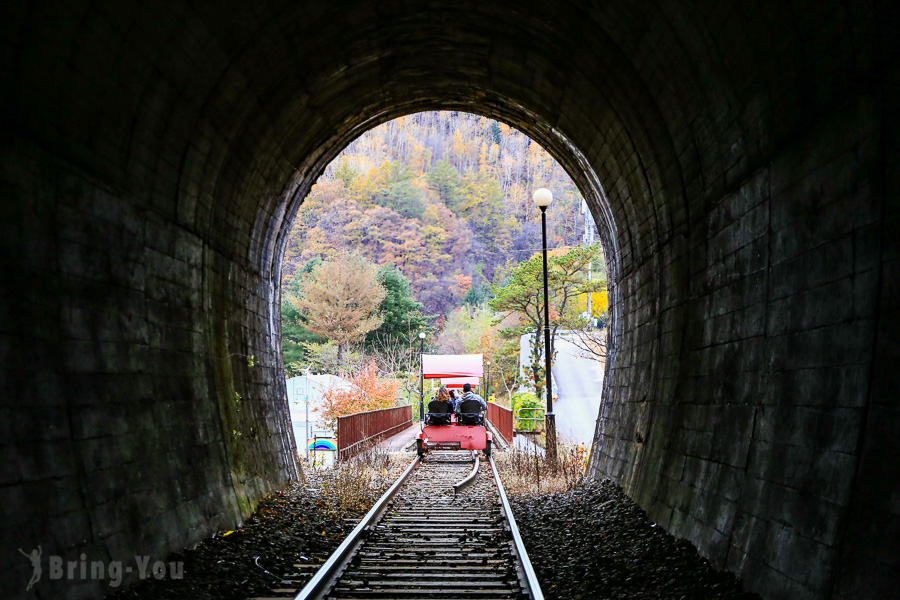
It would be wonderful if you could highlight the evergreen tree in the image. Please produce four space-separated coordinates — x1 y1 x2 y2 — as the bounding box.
367 266 433 345
369 161 425 218
463 262 492 306
334 160 358 187
489 120 502 147
384 179 425 218
488 244 605 398
426 158 461 207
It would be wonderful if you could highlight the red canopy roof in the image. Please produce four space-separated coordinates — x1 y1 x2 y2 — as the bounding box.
422 353 483 379
441 377 480 388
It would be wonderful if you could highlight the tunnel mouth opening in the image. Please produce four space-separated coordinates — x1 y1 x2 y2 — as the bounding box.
268 109 618 452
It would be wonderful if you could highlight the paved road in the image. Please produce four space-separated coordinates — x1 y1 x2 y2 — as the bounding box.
550 334 604 446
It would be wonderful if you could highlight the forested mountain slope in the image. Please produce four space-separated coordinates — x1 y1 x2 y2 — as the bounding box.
283 111 596 316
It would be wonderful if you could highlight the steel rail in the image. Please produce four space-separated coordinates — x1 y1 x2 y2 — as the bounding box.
452 450 480 494
489 455 545 600
292 455 420 600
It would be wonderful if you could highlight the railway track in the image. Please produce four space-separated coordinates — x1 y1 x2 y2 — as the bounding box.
258 451 543 600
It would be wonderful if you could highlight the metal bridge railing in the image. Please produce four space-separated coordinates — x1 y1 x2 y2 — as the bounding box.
486 402 514 443
336 405 412 460
514 407 545 433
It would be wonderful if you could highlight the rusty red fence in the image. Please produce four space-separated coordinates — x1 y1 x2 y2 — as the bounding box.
487 402 514 444
337 405 412 460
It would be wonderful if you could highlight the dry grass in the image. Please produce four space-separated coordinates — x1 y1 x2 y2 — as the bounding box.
311 445 410 516
495 443 588 496
310 438 589 513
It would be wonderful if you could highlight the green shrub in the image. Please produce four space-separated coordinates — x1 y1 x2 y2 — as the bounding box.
512 391 544 431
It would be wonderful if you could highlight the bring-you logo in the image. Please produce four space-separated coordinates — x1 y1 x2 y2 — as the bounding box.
18 546 183 591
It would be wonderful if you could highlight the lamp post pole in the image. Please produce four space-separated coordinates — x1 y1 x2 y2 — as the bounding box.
304 370 310 459
485 361 491 401
419 332 426 422
533 188 557 462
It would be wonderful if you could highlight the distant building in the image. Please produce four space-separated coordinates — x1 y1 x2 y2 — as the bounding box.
285 374 354 457
519 333 538 393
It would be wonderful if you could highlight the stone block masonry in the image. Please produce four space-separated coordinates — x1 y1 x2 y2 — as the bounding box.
0 1 897 599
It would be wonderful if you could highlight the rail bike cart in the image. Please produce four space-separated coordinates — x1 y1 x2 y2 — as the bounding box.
416 354 492 457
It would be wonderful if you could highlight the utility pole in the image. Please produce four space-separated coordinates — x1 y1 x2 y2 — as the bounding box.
303 368 311 459
583 200 594 322
418 332 426 421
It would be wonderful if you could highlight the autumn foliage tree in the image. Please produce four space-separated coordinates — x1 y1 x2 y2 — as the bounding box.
318 362 401 430
292 252 385 361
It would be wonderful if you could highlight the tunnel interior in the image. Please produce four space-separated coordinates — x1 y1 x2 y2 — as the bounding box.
1 1 897 599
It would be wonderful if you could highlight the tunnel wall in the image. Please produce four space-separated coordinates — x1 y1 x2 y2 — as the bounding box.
0 140 299 599
0 1 897 599
591 98 893 599
0 2 301 596
585 5 899 600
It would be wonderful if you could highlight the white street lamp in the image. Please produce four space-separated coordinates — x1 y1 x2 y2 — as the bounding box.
533 187 553 208
533 187 557 461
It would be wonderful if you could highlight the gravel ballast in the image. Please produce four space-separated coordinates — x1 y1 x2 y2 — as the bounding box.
106 461 406 600
509 478 760 600
106 461 759 600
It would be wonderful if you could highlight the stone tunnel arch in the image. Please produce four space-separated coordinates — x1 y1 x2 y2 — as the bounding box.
1 1 895 599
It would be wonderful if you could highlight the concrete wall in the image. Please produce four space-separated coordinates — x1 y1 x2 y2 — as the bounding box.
0 1 896 599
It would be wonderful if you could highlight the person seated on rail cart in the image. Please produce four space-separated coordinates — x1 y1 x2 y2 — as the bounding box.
455 383 487 425
433 386 452 405
425 386 454 426
448 390 459 412
457 383 487 410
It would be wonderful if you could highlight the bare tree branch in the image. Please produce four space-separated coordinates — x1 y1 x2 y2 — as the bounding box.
564 323 608 363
